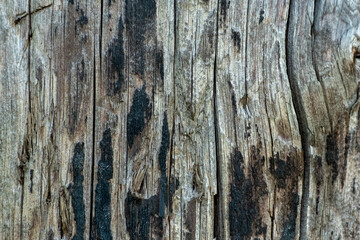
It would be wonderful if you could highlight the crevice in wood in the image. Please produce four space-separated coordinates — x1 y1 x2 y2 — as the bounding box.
285 1 310 239
19 0 33 238
244 0 250 110
168 115 175 240
89 1 102 238
270 187 276 240
243 0 250 164
262 44 274 157
19 117 32 240
14 3 52 25
213 0 221 239
169 1 177 239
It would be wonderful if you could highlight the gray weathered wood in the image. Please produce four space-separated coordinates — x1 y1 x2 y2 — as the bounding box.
0 0 359 239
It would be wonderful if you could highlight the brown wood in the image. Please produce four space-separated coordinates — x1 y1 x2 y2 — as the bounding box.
1 0 359 239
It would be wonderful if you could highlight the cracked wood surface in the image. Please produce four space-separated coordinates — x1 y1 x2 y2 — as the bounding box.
0 0 359 239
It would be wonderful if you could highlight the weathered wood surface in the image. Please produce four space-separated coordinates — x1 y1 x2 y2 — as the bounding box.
0 0 359 239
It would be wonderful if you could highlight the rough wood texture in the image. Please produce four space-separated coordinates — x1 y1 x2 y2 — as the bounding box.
0 0 359 239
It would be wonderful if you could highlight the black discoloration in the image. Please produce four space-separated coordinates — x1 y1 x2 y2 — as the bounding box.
36 67 43 81
199 18 215 61
343 133 350 187
68 0 74 4
352 178 356 194
71 143 85 240
127 86 152 148
227 81 237 115
220 0 230 21
158 112 170 217
76 10 88 27
280 193 299 240
156 50 164 81
315 156 322 214
106 19 124 96
77 58 85 82
74 8 88 34
47 230 55 240
259 9 264 23
231 93 237 114
125 192 163 240
269 153 294 189
125 112 173 239
229 148 267 239
94 129 113 240
326 134 339 184
29 169 34 193
231 30 241 51
125 0 156 76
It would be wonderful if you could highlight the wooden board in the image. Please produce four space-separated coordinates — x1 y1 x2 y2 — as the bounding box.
0 0 359 239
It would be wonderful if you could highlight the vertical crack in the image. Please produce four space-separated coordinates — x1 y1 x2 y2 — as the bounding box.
213 0 221 239
285 1 310 240
20 0 32 238
169 0 177 239
89 0 102 238
270 188 276 240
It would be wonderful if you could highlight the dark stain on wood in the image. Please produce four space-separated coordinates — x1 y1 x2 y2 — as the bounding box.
94 129 113 240
47 230 55 240
343 132 350 186
269 153 295 189
231 29 241 51
229 148 267 239
36 67 43 81
106 19 125 96
75 9 88 32
326 134 339 184
159 112 170 217
125 112 174 239
70 142 85 240
127 86 152 148
125 0 156 76
156 50 164 82
220 0 230 21
107 0 114 7
199 18 215 61
314 156 322 215
29 169 34 193
352 177 356 194
125 192 163 240
231 92 237 114
259 9 264 24
227 81 238 115
280 192 299 240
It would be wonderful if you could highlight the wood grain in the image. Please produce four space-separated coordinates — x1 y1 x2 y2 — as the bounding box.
0 0 359 239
